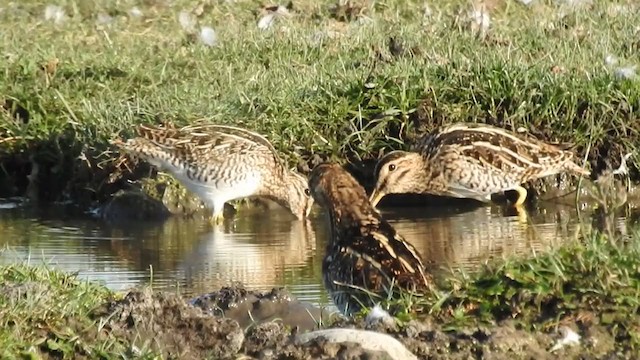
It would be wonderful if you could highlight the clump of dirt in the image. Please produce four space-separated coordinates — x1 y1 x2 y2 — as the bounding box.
243 322 291 356
84 285 631 359
0 281 50 301
191 285 339 332
99 189 171 222
2 98 30 124
94 288 244 359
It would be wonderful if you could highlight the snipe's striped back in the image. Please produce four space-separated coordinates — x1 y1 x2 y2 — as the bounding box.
370 122 590 207
114 122 313 223
308 162 431 316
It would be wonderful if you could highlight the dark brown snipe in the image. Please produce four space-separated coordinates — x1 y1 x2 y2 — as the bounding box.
308 163 431 316
113 122 313 223
370 122 590 208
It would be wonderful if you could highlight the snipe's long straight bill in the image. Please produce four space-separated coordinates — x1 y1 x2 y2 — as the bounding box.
369 189 385 208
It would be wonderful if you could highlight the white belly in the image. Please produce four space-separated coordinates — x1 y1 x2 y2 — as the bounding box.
159 162 263 211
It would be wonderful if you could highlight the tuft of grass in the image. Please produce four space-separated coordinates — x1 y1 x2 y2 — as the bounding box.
0 0 638 205
0 262 158 359
372 219 640 351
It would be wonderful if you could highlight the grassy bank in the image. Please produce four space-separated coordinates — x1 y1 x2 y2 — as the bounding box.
1 0 639 207
1 217 639 358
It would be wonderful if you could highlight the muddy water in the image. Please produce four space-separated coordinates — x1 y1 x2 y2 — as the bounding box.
0 198 633 307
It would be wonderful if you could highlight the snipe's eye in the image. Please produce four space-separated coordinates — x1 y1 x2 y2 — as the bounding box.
304 189 311 196
388 164 397 171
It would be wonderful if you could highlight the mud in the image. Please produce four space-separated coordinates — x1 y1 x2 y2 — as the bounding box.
86 285 632 360
95 288 245 359
190 285 339 332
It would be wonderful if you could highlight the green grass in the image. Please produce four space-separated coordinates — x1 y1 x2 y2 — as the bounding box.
431 228 640 325
0 0 639 205
2 0 640 356
362 222 640 353
367 176 640 352
0 263 160 359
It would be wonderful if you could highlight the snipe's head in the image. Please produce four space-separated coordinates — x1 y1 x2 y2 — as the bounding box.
284 171 314 220
308 162 371 213
308 163 342 209
370 151 425 207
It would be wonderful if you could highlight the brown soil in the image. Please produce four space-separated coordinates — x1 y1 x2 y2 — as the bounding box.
190 285 338 332
88 285 630 360
94 288 245 359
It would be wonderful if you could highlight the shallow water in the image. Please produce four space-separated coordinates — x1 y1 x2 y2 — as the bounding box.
0 198 635 307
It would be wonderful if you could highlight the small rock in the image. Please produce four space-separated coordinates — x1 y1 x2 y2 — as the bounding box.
128 7 143 18
550 326 581 352
96 12 113 26
614 65 637 80
200 26 217 46
258 13 276 30
243 322 289 356
178 10 197 32
295 328 419 360
100 190 171 222
44 4 66 24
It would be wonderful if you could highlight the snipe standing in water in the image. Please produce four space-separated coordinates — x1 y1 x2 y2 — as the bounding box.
370 122 590 208
113 123 313 223
308 163 431 316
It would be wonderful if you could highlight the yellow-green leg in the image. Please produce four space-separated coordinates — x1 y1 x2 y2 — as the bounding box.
208 204 225 226
514 185 528 206
513 185 528 224
210 212 224 225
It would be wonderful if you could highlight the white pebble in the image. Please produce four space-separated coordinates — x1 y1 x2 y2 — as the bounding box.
365 304 394 326
612 153 633 176
200 26 217 47
605 54 618 66
44 4 66 25
179 10 197 32
614 65 637 80
296 329 418 360
469 8 490 35
258 13 276 30
128 7 143 18
96 13 113 26
550 326 581 352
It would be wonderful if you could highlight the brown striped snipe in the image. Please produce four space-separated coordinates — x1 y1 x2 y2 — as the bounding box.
308 163 431 316
370 122 590 208
114 123 313 223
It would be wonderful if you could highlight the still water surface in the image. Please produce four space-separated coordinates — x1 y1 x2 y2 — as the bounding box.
0 198 633 307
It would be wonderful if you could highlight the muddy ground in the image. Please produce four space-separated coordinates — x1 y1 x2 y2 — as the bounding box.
88 285 629 360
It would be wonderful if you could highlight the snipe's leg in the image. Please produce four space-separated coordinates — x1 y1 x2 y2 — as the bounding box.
208 203 226 226
211 212 225 225
514 185 528 206
512 185 529 224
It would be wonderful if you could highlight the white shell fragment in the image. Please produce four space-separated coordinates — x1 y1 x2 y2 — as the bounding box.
44 4 66 25
550 326 581 352
200 26 217 47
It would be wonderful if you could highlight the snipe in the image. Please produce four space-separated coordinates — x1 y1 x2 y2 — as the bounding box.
114 122 313 223
370 122 590 208
308 163 431 316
